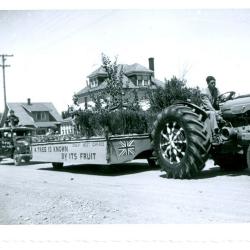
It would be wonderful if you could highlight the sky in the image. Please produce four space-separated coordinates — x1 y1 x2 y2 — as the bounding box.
0 9 250 113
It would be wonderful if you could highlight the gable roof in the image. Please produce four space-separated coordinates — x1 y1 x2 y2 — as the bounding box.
22 103 53 112
2 102 63 128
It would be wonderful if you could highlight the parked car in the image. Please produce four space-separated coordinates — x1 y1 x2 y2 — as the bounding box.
0 126 33 165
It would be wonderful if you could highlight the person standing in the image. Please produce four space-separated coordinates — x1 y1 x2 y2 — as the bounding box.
5 109 19 127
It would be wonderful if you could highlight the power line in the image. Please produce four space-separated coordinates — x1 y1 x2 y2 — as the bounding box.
0 54 14 110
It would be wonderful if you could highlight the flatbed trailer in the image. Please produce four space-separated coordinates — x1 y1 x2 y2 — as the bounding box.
31 133 154 169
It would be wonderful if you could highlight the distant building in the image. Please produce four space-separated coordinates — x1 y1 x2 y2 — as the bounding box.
0 98 63 135
74 58 164 109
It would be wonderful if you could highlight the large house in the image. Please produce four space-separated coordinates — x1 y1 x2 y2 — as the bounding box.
75 57 164 109
0 98 63 135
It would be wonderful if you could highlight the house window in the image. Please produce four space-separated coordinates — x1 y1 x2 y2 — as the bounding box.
144 75 149 85
35 112 48 121
136 75 150 86
90 78 98 88
137 75 142 86
90 80 94 88
143 75 150 86
36 112 41 121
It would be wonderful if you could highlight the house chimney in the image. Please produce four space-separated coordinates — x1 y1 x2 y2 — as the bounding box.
27 98 31 105
148 57 155 77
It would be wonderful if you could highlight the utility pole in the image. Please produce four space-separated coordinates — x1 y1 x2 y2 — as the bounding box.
0 54 13 110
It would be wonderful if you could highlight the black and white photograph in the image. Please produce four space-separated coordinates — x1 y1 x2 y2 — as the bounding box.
0 2 250 249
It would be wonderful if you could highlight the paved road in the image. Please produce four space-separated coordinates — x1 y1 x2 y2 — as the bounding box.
0 159 250 224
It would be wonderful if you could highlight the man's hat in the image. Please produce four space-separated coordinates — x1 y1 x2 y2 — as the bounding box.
9 109 14 113
206 76 216 83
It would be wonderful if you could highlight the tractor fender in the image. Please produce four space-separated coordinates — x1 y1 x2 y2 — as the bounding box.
172 101 208 122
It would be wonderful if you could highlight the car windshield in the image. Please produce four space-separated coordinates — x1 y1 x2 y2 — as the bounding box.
0 128 32 138
15 131 30 137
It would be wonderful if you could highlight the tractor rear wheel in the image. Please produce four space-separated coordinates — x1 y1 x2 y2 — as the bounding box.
151 104 211 179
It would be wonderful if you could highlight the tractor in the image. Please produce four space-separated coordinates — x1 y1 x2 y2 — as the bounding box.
151 91 250 178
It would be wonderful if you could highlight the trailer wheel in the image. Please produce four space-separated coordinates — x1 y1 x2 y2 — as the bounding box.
52 162 64 170
147 157 159 168
151 104 211 179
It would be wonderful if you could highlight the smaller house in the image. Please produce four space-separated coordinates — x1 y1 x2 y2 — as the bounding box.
0 98 63 135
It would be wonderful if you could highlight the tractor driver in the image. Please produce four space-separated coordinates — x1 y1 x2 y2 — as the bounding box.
201 76 223 137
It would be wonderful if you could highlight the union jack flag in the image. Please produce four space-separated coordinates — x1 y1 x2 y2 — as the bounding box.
118 140 135 157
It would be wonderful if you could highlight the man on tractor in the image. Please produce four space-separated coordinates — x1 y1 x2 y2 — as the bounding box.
201 76 224 141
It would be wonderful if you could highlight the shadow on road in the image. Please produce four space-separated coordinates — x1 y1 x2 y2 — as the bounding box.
194 166 250 179
38 162 160 176
0 160 48 166
38 162 250 178
160 166 250 180
3 159 249 179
